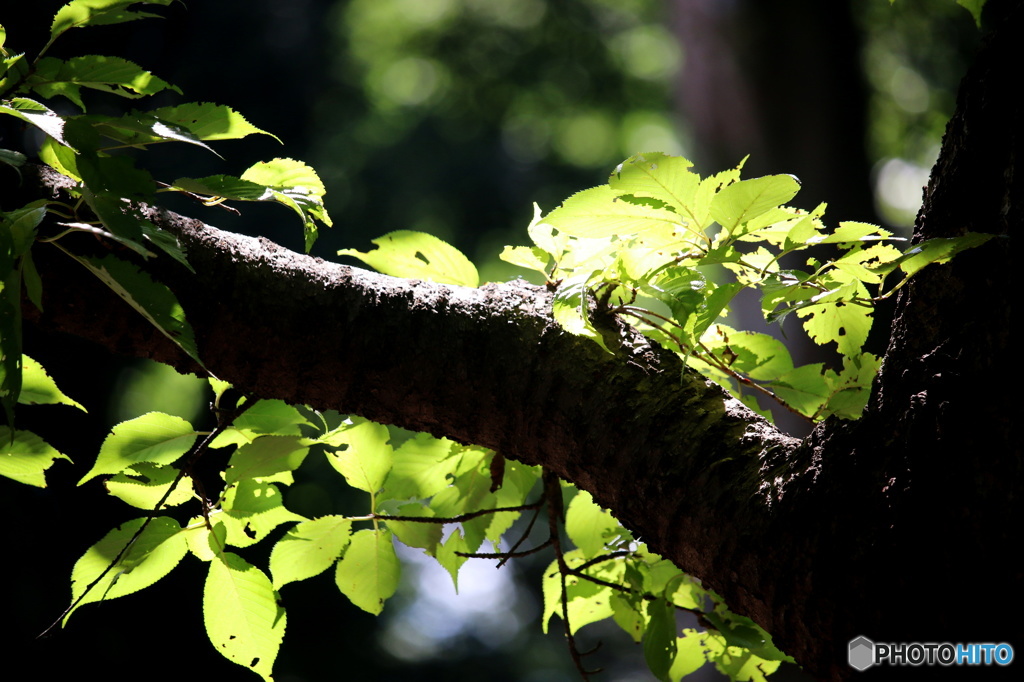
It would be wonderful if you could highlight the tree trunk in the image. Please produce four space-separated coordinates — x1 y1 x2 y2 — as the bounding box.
12 5 1018 680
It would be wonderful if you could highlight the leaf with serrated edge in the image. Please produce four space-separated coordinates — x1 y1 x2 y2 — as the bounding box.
67 253 202 367
225 435 308 485
0 98 72 148
545 185 681 239
18 355 86 410
105 462 193 508
609 153 702 227
147 102 280 142
0 427 70 487
334 528 400 615
644 598 678 682
220 480 305 548
339 230 478 287
65 516 186 624
324 418 393 494
204 552 286 682
566 490 622 558
270 516 352 589
79 412 196 485
711 174 800 235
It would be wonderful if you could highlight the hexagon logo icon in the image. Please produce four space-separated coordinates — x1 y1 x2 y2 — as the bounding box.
849 636 875 671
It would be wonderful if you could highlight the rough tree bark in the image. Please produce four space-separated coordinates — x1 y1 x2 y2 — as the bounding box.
11 5 1017 681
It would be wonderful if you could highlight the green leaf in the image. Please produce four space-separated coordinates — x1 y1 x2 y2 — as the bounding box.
958 0 986 27
609 152 703 226
79 412 197 485
769 364 830 418
91 112 220 156
66 516 187 624
211 399 311 447
381 431 461 500
270 515 352 589
204 552 286 682
710 174 801 235
896 233 993 277
324 418 393 495
545 185 681 239
64 253 203 367
0 97 72 147
104 462 193 508
643 598 678 682
18 355 86 410
0 427 70 487
0 52 30 97
541 550 620 635
339 230 479 287
239 158 331 251
50 0 175 44
383 503 443 552
225 435 309 485
565 490 622 558
220 480 305 548
147 102 280 142
610 593 644 643
795 284 872 357
26 55 180 110
184 517 227 562
807 221 893 245
498 244 549 274
434 528 471 590
670 630 710 682
334 528 400 615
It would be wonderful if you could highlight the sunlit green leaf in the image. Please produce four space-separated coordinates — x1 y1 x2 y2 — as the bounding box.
225 436 309 485
26 55 180 110
79 412 196 485
383 503 443 552
381 431 460 501
105 462 193 508
270 515 352 589
710 174 800 236
339 230 479 287
146 102 280 142
334 528 400 615
324 417 393 495
66 516 187 624
545 185 681 239
0 427 70 487
609 152 702 227
241 158 331 251
565 490 622 558
896 233 993 277
204 552 286 682
644 598 678 682
220 479 305 548
0 98 72 147
18 355 86 410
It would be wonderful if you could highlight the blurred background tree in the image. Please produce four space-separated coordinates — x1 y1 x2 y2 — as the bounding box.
1 1 979 680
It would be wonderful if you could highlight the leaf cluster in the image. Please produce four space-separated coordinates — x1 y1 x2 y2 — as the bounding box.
1 0 332 425
501 152 990 421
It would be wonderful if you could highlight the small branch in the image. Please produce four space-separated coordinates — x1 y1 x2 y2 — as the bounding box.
455 537 554 559
36 394 253 639
545 469 601 680
350 500 543 525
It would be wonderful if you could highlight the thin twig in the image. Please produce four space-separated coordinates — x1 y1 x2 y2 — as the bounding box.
37 394 253 639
